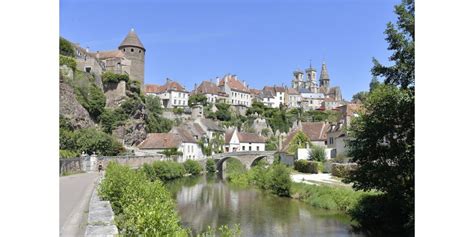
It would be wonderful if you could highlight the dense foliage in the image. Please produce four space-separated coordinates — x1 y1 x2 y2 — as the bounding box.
99 108 128 134
60 37 75 57
294 160 318 174
183 160 203 175
59 55 77 70
308 145 326 162
99 162 188 236
102 71 129 84
346 0 414 235
206 159 216 173
332 163 357 179
188 94 208 106
60 116 124 156
286 131 312 155
71 72 106 120
142 161 186 181
225 159 292 197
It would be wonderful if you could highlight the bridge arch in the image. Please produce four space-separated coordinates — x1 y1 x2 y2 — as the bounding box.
215 156 243 174
249 156 271 168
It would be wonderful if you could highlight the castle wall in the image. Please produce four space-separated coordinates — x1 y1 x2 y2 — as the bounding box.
121 47 144 89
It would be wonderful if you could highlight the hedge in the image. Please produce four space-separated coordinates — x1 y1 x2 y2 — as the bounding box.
294 160 318 174
59 55 77 70
331 163 357 178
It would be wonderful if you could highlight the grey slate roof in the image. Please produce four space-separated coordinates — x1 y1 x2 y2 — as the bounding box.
119 29 145 50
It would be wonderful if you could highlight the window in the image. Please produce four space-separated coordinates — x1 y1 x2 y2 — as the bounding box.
174 99 176 104
85 67 91 73
131 48 134 52
257 146 260 151
139 50 141 53
249 146 252 151
123 49 125 52
242 146 245 151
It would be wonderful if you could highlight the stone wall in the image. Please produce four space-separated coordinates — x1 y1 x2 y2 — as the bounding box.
85 175 118 236
59 158 83 175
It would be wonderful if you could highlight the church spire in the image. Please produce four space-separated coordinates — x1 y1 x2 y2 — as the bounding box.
320 62 330 88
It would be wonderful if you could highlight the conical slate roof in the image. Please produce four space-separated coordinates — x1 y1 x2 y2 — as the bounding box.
320 63 330 80
119 28 145 50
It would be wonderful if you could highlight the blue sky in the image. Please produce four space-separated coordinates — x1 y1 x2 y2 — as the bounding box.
60 0 398 100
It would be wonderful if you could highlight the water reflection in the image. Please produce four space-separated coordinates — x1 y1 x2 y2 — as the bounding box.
166 175 364 237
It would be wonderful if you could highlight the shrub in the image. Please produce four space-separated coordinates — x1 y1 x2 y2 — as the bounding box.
126 80 141 94
145 113 173 133
206 159 216 173
60 37 75 57
294 160 318 174
265 164 292 197
308 145 326 162
99 108 128 134
102 71 129 84
99 162 187 236
73 128 124 156
173 107 184 115
59 149 79 159
183 160 203 175
151 161 186 181
120 97 143 116
332 163 357 178
59 55 77 70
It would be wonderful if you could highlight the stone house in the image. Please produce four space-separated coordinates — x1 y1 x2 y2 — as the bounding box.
191 80 229 104
218 74 251 107
286 88 301 108
261 86 286 108
299 88 325 111
137 130 203 162
326 103 362 157
281 121 330 153
144 79 189 108
224 129 266 152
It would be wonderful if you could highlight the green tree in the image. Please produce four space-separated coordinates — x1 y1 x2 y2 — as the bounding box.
188 94 208 106
160 148 183 158
246 101 266 116
60 37 75 57
145 95 164 115
215 102 231 121
369 76 381 92
352 91 369 103
286 131 311 155
73 128 124 156
346 0 414 234
308 145 326 162
99 108 127 134
206 159 216 173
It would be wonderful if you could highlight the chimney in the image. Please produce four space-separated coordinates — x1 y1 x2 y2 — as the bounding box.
215 76 220 85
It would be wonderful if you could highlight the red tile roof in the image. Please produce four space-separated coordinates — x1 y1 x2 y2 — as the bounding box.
96 50 125 59
144 84 161 93
195 81 221 95
218 75 249 93
137 133 182 149
238 132 266 143
287 88 300 95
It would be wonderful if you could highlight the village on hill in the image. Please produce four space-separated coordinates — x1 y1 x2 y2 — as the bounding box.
60 28 363 162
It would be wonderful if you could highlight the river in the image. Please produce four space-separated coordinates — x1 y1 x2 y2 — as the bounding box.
166 175 364 237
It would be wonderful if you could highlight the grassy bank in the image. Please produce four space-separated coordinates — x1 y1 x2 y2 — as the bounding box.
99 161 240 236
290 182 373 212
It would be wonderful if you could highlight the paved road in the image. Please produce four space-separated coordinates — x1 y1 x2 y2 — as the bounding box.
60 172 99 237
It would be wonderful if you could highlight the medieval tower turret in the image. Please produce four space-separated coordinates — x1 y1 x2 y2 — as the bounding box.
319 62 330 89
118 28 145 89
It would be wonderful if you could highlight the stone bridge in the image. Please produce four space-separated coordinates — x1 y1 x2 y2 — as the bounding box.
212 151 277 173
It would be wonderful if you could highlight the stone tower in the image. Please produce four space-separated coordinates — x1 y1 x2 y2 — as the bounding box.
118 28 145 89
305 62 317 92
292 70 304 90
319 62 330 89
